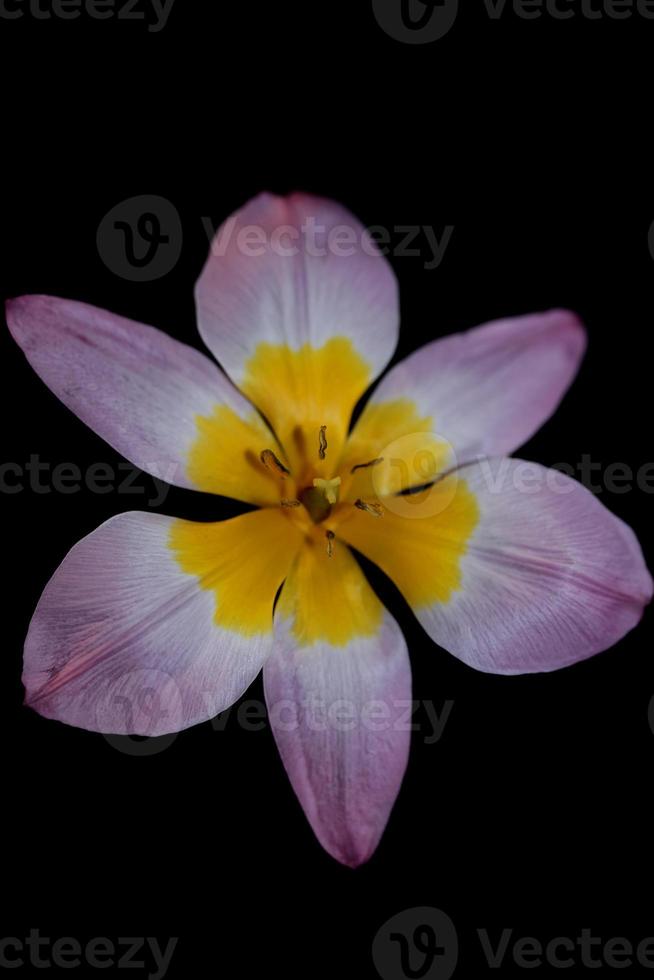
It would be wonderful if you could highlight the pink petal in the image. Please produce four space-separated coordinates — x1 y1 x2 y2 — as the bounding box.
341 458 652 674
23 510 298 735
195 192 399 388
351 310 586 470
265 553 411 867
6 295 278 503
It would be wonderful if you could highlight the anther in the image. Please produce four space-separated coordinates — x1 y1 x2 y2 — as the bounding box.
325 530 335 557
260 449 290 477
351 457 384 474
281 498 301 508
319 425 328 460
354 498 384 517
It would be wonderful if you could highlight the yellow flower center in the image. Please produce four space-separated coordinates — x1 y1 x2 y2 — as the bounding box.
173 339 480 644
259 424 385 555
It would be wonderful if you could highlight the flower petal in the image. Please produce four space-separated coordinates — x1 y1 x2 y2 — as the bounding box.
24 508 303 734
264 541 411 866
337 459 652 674
342 310 586 487
195 193 399 473
7 295 280 505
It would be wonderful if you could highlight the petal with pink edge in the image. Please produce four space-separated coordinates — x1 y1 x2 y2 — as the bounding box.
195 193 399 470
343 311 587 488
23 509 302 735
264 544 411 867
7 295 280 505
338 458 652 674
196 191 399 385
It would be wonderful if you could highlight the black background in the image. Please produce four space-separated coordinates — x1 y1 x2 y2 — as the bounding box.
1 1 653 977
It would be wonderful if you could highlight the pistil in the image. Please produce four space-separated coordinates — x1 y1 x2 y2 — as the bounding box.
313 476 341 505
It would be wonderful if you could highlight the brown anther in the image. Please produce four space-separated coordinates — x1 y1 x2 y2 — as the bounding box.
354 498 384 517
281 498 301 508
325 530 335 557
260 449 290 477
319 425 328 460
351 457 384 474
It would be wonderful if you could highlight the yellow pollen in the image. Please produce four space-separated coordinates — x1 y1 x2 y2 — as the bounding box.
313 476 341 505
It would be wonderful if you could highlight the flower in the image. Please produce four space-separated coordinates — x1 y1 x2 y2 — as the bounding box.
6 192 652 868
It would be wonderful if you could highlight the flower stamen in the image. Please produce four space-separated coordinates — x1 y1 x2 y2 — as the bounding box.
351 457 384 474
325 530 335 558
260 449 290 478
354 498 384 517
319 425 328 460
281 498 301 508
